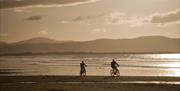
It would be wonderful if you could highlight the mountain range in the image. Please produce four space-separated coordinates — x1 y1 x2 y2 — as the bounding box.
0 36 180 54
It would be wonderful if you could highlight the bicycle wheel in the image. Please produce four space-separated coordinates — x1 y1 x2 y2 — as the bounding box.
80 69 86 76
110 69 114 76
116 69 120 76
82 70 86 76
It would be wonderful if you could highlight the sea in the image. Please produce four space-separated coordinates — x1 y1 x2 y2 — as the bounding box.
0 53 180 76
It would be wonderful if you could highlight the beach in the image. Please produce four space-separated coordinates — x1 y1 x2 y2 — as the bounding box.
0 54 180 91
1 76 180 91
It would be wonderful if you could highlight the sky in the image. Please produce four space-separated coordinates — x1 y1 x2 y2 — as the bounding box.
0 0 180 43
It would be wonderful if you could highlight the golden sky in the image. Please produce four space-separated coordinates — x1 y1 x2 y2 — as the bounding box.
0 0 180 43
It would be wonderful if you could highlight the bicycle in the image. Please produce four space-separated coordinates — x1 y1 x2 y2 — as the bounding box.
110 68 120 76
80 68 86 76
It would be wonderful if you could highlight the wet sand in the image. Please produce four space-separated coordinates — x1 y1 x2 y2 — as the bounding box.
0 76 180 91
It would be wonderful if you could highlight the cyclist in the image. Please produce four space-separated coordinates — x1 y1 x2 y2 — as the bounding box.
80 61 87 76
111 59 119 74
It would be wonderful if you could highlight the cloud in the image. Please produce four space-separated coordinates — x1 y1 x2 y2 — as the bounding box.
0 0 101 9
72 16 87 21
61 13 105 25
60 16 86 24
38 29 49 35
26 15 41 21
61 19 92 25
105 9 180 27
105 12 126 24
13 8 31 13
92 28 106 33
150 9 180 24
0 33 8 37
105 12 149 27
105 12 127 24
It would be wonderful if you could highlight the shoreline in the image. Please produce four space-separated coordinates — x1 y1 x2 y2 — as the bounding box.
1 76 180 91
1 76 180 83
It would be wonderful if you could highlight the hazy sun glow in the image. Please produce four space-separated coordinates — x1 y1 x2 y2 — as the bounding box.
158 54 180 76
159 54 180 59
168 68 180 77
161 62 180 68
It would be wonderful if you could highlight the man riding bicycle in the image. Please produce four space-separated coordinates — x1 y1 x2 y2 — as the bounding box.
80 61 87 76
111 59 119 74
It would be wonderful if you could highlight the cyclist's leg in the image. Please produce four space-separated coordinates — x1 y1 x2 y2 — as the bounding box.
113 67 115 73
82 68 85 73
80 68 82 76
115 67 118 74
80 67 84 75
84 68 86 75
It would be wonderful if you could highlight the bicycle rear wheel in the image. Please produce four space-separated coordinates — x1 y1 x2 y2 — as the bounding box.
116 70 120 76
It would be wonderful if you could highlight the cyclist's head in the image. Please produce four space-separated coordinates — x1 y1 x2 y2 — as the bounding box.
112 59 115 62
82 61 84 63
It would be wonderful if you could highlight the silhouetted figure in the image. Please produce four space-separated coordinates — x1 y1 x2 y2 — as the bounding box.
111 59 119 74
80 61 87 76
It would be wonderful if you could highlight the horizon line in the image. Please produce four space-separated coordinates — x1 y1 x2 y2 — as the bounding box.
1 35 180 44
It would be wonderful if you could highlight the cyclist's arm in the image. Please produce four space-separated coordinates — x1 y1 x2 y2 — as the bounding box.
116 62 119 67
84 63 87 67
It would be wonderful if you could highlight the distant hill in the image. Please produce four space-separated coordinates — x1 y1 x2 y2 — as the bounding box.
0 41 8 45
12 37 70 45
0 36 179 54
